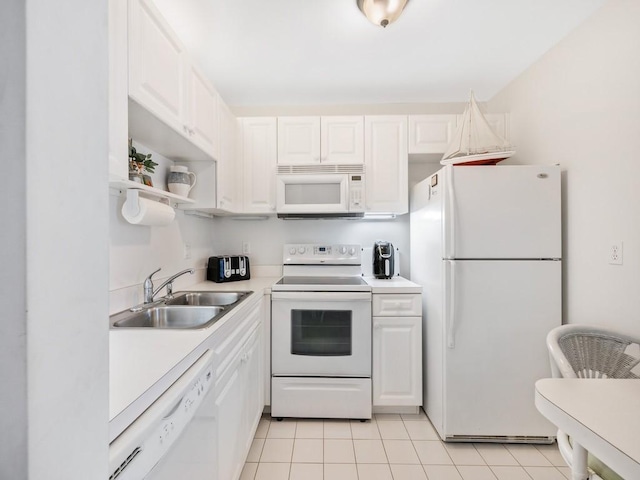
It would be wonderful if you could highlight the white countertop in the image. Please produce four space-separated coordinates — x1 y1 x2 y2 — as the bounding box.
109 276 278 441
363 276 422 294
109 275 419 441
535 378 640 479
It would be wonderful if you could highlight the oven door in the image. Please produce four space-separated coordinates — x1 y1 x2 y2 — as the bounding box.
271 291 372 376
276 174 349 214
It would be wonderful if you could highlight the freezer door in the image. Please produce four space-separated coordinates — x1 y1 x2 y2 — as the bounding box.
443 165 561 259
443 260 561 439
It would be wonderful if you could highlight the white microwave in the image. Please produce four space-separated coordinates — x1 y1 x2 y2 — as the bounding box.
276 172 366 218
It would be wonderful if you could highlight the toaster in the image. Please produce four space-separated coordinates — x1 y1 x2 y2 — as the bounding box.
207 255 251 283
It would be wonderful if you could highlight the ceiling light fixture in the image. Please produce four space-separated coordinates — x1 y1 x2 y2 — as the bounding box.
356 0 409 28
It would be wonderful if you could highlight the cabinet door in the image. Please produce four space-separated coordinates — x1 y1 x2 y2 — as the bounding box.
240 324 264 457
186 63 218 158
217 100 238 212
321 116 364 164
277 117 320 165
373 316 422 406
262 295 271 407
128 0 187 134
242 117 277 213
408 115 457 154
364 116 408 214
215 352 244 480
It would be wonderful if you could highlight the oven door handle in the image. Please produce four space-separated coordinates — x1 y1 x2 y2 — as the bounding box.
271 292 372 302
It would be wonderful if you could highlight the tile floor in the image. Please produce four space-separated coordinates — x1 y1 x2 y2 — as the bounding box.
241 411 571 480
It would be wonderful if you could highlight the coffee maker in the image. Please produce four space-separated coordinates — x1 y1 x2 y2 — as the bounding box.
373 241 394 279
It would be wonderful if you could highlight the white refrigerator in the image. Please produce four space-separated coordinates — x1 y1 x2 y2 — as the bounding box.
410 165 561 442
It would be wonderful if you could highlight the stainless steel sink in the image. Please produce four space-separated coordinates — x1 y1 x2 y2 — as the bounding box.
110 290 253 329
113 306 224 329
166 291 249 306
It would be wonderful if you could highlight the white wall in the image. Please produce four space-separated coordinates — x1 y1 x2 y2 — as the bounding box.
489 0 640 336
0 0 27 476
23 0 110 478
213 216 412 276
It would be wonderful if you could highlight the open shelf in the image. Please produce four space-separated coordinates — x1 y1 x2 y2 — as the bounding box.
109 177 196 207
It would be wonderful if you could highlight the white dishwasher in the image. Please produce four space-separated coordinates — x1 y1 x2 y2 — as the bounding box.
109 350 216 480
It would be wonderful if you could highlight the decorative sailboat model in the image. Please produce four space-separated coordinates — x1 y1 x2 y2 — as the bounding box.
440 91 515 166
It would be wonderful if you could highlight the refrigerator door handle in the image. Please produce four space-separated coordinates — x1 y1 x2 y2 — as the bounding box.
446 260 456 348
445 165 456 259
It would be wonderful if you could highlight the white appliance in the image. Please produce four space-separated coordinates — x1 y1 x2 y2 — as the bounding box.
271 244 372 419
109 351 215 480
275 166 365 218
410 165 561 442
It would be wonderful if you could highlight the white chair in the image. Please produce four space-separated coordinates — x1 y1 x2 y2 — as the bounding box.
547 324 640 480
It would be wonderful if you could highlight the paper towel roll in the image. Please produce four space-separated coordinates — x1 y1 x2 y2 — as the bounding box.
122 192 175 226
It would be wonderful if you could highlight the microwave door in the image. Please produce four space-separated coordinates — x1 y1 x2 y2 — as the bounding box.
276 174 349 214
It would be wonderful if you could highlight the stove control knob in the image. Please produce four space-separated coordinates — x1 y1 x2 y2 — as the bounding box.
339 246 347 255
289 247 296 255
298 246 306 254
349 247 356 255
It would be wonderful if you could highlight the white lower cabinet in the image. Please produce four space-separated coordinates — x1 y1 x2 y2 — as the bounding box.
213 309 264 480
372 292 422 408
373 316 422 406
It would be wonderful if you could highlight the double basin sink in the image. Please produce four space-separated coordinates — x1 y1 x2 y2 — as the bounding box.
110 291 252 330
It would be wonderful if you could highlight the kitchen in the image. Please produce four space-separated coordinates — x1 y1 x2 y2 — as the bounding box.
2 0 640 479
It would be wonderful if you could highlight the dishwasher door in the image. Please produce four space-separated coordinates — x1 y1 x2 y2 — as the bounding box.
109 350 216 480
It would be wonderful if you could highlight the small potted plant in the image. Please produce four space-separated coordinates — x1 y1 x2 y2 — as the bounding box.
128 139 158 184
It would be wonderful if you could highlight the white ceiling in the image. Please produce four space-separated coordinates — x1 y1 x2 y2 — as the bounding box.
152 0 605 107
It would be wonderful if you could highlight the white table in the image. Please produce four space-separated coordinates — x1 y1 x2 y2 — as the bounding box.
535 378 640 480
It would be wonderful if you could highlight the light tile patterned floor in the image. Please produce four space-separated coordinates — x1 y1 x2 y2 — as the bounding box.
240 411 571 480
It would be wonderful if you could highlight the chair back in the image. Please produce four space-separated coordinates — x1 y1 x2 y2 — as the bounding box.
547 324 640 379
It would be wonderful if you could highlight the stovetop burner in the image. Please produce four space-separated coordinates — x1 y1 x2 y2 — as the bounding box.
274 244 372 292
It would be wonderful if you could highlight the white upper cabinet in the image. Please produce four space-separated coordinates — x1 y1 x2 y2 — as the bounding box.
128 0 187 133
364 116 408 214
186 63 219 158
277 117 320 164
241 117 278 214
128 0 218 160
216 99 238 212
320 116 364 164
277 116 364 165
408 115 457 154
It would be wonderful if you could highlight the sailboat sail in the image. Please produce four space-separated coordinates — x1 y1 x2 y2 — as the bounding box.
441 92 515 165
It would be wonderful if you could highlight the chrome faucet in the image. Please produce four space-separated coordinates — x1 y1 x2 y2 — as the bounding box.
143 268 195 304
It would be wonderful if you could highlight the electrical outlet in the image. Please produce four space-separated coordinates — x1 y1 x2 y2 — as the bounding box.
183 243 192 260
609 241 623 265
242 242 251 255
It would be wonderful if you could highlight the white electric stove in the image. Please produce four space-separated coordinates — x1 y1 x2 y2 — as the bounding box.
271 244 372 420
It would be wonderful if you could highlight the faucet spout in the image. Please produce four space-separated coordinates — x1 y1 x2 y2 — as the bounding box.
151 268 195 301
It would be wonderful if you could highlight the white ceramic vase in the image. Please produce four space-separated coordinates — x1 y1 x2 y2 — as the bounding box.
167 165 197 198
